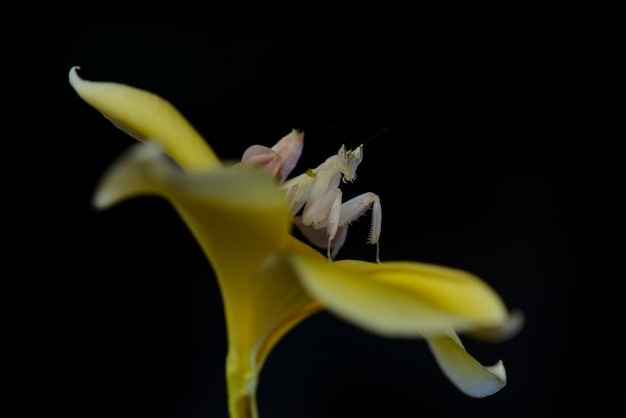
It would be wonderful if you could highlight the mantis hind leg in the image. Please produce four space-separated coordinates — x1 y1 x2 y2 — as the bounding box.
301 188 343 240
293 218 348 261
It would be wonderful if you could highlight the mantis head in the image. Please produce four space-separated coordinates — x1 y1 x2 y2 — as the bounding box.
338 144 364 183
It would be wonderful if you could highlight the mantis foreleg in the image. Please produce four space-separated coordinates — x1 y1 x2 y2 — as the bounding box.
338 192 382 262
296 190 382 262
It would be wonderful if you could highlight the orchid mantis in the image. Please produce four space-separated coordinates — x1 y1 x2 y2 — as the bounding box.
240 129 382 262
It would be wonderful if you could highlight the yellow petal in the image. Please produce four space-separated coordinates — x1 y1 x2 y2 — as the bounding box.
93 142 319 418
227 237 324 418
93 140 291 333
93 141 291 301
251 237 325 368
280 256 509 338
426 332 507 397
69 67 220 171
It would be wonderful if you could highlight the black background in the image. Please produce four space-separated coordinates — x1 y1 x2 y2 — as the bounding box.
5 2 625 417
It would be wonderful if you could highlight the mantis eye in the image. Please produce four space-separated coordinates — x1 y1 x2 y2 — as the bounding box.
346 146 363 170
352 145 364 165
337 145 347 162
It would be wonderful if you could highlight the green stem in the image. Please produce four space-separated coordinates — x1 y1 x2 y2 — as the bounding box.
229 392 258 418
226 350 259 418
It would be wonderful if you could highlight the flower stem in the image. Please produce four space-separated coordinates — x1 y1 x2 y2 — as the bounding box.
226 350 259 418
229 392 259 418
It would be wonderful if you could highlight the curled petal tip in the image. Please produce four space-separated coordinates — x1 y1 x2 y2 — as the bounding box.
91 142 167 210
486 360 507 382
68 66 82 86
68 66 221 170
427 334 507 398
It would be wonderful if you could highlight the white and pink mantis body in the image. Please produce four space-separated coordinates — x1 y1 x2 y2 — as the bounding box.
240 129 382 262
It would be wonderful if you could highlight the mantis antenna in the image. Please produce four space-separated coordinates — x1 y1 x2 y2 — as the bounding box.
328 124 393 151
363 126 392 147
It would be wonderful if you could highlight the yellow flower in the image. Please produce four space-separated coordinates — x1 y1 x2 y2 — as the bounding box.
69 67 521 418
